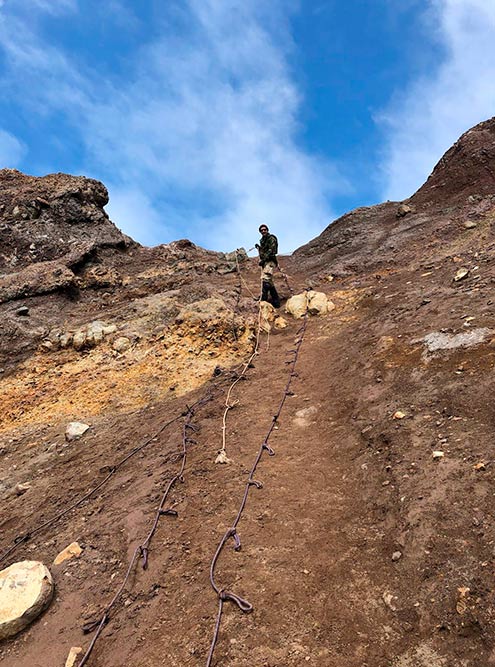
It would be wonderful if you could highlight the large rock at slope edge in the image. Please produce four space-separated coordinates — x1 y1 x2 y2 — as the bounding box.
0 561 54 640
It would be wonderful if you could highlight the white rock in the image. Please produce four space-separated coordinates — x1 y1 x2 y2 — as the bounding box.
285 291 333 319
454 267 470 282
59 332 73 349
285 293 309 319
113 336 131 353
72 330 87 351
0 561 54 640
65 422 90 442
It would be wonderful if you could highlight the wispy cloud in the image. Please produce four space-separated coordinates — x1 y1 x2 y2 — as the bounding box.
0 129 25 167
0 0 340 252
379 0 495 201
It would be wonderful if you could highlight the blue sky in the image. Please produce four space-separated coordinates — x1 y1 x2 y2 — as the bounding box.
1 1 495 253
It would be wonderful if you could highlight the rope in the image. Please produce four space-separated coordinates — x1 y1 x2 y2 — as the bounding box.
215 259 265 465
0 396 213 567
206 292 310 666
77 398 209 666
276 262 294 295
236 252 257 300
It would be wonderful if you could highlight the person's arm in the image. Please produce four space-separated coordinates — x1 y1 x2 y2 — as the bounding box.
266 235 278 262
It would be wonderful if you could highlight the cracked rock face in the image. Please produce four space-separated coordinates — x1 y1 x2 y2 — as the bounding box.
0 561 54 640
0 169 132 273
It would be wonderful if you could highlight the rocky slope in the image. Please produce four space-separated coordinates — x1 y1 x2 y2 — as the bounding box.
2 117 495 667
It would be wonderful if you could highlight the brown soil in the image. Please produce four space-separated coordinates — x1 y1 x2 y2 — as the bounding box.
3 118 495 667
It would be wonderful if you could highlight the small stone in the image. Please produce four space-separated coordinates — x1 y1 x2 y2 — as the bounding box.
397 204 413 217
432 450 445 460
393 411 406 420
0 561 54 640
65 422 90 442
112 336 131 353
215 450 232 465
473 461 486 471
15 306 29 316
53 542 83 566
274 316 288 329
14 483 31 496
392 551 402 562
454 268 470 282
65 646 83 667
464 221 477 229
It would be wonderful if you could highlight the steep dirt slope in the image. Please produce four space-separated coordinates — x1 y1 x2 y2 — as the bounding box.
2 117 495 667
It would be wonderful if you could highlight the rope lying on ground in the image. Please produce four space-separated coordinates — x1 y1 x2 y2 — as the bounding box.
276 263 294 295
206 293 310 666
0 393 217 567
216 255 264 465
77 397 211 666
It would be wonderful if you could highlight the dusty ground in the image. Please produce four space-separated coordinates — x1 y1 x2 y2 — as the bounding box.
3 118 495 666
3 252 495 667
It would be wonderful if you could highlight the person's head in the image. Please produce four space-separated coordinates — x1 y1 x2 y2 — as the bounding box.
259 224 269 236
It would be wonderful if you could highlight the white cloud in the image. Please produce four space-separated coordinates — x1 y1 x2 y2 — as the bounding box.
379 0 495 201
105 185 173 248
0 0 340 252
0 129 26 167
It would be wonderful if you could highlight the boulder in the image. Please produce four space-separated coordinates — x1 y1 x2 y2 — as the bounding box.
0 561 54 640
224 248 248 263
285 291 334 319
260 301 276 332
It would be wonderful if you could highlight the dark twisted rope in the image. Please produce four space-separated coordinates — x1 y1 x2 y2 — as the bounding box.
0 393 216 567
77 398 209 666
206 299 310 666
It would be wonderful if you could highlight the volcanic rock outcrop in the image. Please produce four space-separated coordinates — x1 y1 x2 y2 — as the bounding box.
2 118 495 667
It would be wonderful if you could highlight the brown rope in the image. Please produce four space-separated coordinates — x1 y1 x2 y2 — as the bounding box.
77 398 209 666
0 393 216 567
206 294 310 666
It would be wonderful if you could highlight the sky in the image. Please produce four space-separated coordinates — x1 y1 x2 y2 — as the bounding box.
0 0 495 253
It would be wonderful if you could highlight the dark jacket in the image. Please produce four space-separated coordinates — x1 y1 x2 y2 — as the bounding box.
258 233 278 266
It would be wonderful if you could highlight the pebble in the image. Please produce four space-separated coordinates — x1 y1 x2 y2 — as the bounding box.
65 422 90 442
392 551 402 562
15 306 29 316
53 542 83 566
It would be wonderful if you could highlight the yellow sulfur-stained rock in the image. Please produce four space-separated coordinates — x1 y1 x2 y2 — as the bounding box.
53 542 83 566
274 316 288 329
260 301 276 332
65 646 83 667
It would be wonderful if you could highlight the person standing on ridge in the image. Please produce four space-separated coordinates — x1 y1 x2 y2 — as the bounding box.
255 224 280 308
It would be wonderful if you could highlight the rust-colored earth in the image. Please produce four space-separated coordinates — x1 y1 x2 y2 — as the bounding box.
3 118 495 666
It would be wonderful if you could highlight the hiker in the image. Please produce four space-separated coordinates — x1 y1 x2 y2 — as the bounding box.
255 224 280 308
